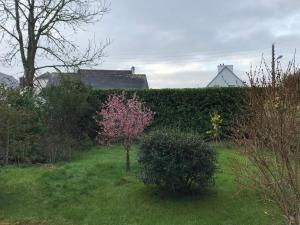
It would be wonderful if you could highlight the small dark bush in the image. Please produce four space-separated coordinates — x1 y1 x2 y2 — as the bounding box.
138 130 217 192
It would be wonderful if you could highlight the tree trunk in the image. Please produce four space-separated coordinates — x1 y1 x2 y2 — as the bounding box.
5 117 9 165
24 0 37 89
126 145 130 172
24 68 35 88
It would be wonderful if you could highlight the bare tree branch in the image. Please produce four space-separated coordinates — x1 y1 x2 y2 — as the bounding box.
0 0 110 87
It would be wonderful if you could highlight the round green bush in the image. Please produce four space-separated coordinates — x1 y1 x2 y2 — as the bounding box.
138 130 217 192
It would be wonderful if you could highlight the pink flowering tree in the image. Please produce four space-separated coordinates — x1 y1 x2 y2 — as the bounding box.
96 93 153 171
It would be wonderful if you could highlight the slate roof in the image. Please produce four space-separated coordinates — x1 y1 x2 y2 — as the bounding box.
36 69 149 89
207 66 245 87
0 72 19 88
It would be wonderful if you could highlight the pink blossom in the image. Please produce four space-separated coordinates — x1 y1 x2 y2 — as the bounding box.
95 93 154 171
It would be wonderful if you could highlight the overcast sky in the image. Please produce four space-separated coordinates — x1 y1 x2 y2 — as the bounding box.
2 0 300 88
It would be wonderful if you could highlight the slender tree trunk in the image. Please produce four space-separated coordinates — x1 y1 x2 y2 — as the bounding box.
126 145 131 172
5 117 9 165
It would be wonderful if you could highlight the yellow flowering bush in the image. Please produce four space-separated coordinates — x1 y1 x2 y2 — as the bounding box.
207 111 223 142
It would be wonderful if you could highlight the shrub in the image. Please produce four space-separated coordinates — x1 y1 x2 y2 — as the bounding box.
0 87 45 164
234 67 300 225
206 111 223 142
138 130 217 192
41 77 93 146
40 77 95 163
0 78 96 164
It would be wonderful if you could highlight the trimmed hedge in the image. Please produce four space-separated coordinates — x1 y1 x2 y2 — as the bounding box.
89 87 247 139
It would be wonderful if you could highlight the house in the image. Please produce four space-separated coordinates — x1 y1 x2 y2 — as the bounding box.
35 67 149 89
0 72 19 89
207 64 245 87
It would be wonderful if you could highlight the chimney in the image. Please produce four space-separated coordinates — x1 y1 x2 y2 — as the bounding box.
218 64 225 73
131 66 135 74
218 64 233 73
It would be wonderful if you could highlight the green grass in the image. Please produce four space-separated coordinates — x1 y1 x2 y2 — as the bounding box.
0 145 281 225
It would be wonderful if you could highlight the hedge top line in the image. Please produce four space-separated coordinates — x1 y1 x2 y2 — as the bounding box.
91 87 247 92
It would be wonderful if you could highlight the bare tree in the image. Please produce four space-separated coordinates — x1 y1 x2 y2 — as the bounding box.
234 56 300 225
0 0 110 87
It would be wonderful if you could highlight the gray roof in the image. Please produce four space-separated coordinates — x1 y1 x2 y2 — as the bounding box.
0 72 19 88
36 69 149 89
207 66 245 87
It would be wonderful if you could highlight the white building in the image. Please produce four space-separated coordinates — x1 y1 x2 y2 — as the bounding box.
207 64 245 87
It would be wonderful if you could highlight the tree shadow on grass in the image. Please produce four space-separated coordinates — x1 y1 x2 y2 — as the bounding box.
138 184 218 203
0 220 46 225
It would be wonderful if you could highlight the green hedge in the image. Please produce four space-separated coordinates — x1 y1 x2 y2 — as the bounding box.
89 87 247 139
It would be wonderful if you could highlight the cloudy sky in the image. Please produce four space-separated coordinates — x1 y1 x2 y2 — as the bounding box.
2 0 300 88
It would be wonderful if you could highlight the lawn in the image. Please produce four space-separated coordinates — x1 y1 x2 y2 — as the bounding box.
0 144 281 225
